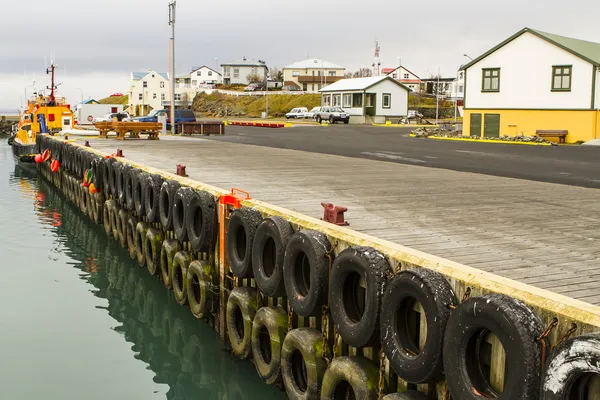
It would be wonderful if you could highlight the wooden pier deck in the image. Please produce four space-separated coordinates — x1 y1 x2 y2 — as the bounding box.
88 135 600 306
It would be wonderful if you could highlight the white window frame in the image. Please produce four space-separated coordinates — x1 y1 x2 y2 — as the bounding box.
343 94 352 107
382 93 391 109
160 82 165 88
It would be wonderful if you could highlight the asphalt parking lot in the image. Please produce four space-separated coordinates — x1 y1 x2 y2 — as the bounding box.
208 124 600 188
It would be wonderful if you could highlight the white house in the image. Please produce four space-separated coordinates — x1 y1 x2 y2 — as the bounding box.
127 70 169 115
221 57 268 85
189 65 222 86
283 59 345 93
383 66 422 92
319 76 410 124
461 27 600 142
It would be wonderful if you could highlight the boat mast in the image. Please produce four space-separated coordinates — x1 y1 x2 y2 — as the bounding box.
46 61 56 105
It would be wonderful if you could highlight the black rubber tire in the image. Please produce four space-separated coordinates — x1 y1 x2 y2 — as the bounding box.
117 209 128 248
102 158 115 198
117 164 130 206
316 116 322 123
321 356 379 400
125 168 138 211
78 184 88 214
541 332 600 399
186 190 218 253
380 268 456 384
159 180 180 231
226 286 259 359
92 158 105 192
252 216 293 298
186 260 214 319
382 392 430 400
103 199 114 235
110 203 120 241
443 294 542 400
109 161 121 199
330 246 391 348
126 216 139 260
160 239 180 289
226 207 263 278
173 187 194 242
144 227 164 276
144 174 164 223
283 230 331 317
135 221 149 267
91 193 104 225
133 172 148 217
281 328 329 400
172 251 191 305
251 306 287 384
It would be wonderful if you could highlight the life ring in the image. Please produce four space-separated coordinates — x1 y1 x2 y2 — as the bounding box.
186 190 217 253
251 306 287 384
281 328 329 400
87 115 94 122
160 239 180 290
159 180 181 231
135 221 149 267
126 216 139 259
133 171 148 217
186 259 214 319
172 187 194 242
226 287 259 359
144 174 164 223
172 250 191 305
144 227 164 276
380 268 456 383
320 356 379 400
252 216 293 298
541 332 600 399
283 230 331 317
226 207 263 278
443 294 542 400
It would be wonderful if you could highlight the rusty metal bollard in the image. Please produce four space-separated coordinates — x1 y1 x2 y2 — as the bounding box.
321 202 349 226
176 164 187 177
116 149 123 157
84 140 90 147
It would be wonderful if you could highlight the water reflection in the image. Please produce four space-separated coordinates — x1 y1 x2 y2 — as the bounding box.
25 170 284 400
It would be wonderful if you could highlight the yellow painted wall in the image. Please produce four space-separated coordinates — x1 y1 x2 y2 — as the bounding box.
463 109 600 143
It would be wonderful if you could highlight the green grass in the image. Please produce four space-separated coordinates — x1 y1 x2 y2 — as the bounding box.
98 95 129 105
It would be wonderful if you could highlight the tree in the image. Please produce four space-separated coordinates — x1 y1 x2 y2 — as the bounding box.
269 67 284 82
352 68 373 78
246 72 264 84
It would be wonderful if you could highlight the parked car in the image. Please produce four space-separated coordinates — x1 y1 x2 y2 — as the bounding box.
282 85 303 92
243 83 265 92
305 107 322 120
285 107 308 119
133 109 196 130
92 112 130 123
314 107 349 124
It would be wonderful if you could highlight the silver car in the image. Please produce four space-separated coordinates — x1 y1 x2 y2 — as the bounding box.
304 107 322 120
285 107 308 119
315 107 349 124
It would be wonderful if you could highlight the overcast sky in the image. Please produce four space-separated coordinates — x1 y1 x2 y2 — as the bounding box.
1 0 599 109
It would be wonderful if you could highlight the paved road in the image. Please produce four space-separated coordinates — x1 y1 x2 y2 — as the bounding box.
209 124 600 188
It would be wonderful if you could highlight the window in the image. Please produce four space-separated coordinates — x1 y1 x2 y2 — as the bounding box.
153 93 157 99
143 81 148 88
224 67 231 76
192 80 197 85
333 94 341 106
175 94 181 101
382 93 391 108
392 73 397 79
138 94 143 100
352 93 362 107
161 93 165 101
63 118 71 126
323 94 331 105
458 85 464 93
233 68 239 78
292 71 300 77
329 71 336 76
482 68 500 92
404 73 409 79
208 71 212 76
318 83 322 90
160 82 165 88
343 94 352 107
552 65 572 91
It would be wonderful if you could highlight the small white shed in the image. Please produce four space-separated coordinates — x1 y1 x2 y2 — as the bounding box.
319 76 410 123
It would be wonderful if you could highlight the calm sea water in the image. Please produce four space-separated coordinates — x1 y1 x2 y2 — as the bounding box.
0 142 285 400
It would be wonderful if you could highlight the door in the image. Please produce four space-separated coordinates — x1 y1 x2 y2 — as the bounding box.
470 113 482 137
484 114 500 138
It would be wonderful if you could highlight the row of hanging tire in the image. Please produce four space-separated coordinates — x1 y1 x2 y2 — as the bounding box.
37 135 600 400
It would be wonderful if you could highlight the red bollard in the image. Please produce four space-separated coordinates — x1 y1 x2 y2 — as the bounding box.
176 164 187 177
321 202 349 226
116 149 123 157
84 140 90 147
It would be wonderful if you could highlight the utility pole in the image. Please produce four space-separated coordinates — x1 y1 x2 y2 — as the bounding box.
265 65 269 119
169 1 176 135
435 66 440 125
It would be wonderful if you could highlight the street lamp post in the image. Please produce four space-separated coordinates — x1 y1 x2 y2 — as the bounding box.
463 54 473 61
168 1 176 135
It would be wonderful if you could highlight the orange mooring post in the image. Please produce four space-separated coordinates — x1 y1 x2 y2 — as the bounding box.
218 188 252 339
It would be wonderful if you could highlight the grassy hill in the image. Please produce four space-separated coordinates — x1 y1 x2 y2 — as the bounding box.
98 95 129 105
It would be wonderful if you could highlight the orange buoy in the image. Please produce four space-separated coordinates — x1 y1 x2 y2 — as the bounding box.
89 183 98 194
42 149 51 162
50 159 60 173
34 154 43 164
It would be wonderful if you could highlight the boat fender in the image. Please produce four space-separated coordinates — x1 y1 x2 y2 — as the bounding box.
117 209 128 248
144 174 164 223
125 168 139 211
186 259 214 319
135 221 150 267
186 190 218 253
226 207 263 278
251 306 288 384
172 187 194 243
172 250 191 305
160 239 180 289
226 287 259 359
159 179 181 231
320 356 379 400
382 392 431 400
126 216 139 260
144 227 164 276
103 199 115 235
117 164 132 207
109 161 122 199
133 171 149 217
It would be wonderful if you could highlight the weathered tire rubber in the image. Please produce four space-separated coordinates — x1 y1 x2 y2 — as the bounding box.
160 239 180 289
540 332 600 399
186 260 214 319
186 190 218 253
172 187 194 242
320 356 379 400
330 246 390 348
251 306 288 384
144 174 164 223
226 286 259 359
226 207 263 278
281 328 329 400
109 161 121 199
126 216 139 259
443 294 542 400
159 180 180 231
133 171 148 217
252 216 293 298
117 209 128 248
110 204 120 241
91 193 104 225
172 251 191 305
283 230 331 317
117 164 131 206
380 268 456 384
103 158 115 198
103 200 115 235
135 221 150 267
125 168 138 211
92 158 105 193
144 227 164 275
382 392 430 400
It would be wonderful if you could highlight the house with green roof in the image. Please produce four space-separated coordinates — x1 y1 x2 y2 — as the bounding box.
461 28 600 143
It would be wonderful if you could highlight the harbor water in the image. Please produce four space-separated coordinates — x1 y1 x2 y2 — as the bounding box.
0 141 285 400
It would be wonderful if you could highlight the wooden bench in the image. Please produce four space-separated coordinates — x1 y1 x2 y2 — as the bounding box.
536 130 568 143
94 121 162 140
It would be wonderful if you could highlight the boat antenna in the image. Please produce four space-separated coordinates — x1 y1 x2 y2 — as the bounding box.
46 60 57 105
